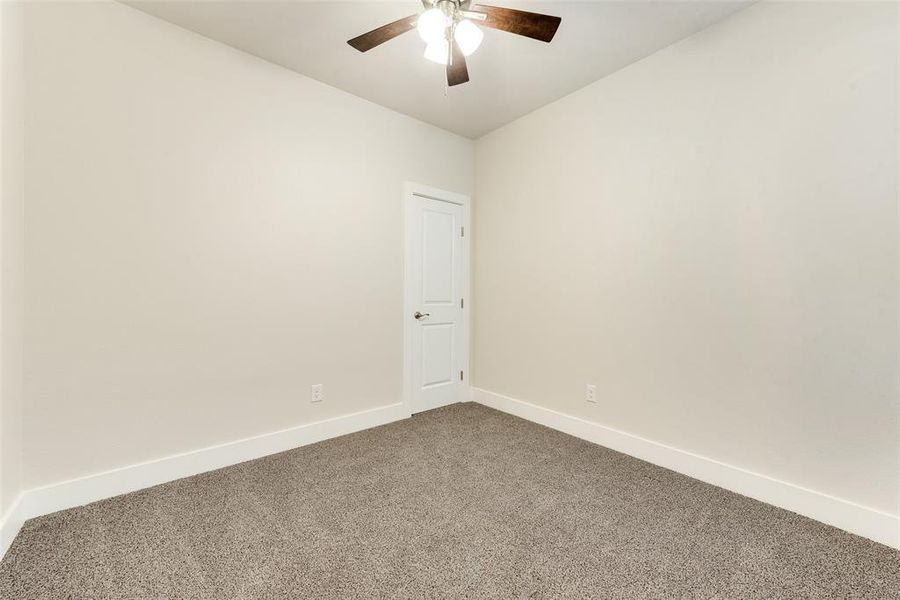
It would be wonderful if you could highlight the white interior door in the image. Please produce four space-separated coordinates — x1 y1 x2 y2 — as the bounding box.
405 188 468 414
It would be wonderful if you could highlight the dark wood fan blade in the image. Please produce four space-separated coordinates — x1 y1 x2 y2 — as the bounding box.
473 5 561 43
447 39 469 86
347 15 418 52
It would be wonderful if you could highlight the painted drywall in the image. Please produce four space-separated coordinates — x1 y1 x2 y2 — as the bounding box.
24 1 473 488
474 0 899 517
1 0 25 518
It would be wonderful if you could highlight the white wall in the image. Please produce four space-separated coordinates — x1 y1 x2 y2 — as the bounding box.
1 0 25 518
24 1 473 489
474 0 899 518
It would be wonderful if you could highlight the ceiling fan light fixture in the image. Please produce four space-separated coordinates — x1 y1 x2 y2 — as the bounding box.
417 8 448 43
347 3 562 87
423 38 449 65
453 19 483 56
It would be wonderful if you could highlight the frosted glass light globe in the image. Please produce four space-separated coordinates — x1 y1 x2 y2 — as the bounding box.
424 39 449 65
453 19 483 56
417 9 447 43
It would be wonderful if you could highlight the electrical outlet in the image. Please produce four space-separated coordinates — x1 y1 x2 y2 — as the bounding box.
311 384 323 403
585 384 597 403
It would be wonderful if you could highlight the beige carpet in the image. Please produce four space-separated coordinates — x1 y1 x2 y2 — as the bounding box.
1 402 898 599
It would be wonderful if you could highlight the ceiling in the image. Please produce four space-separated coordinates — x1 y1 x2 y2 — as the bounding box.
123 1 754 138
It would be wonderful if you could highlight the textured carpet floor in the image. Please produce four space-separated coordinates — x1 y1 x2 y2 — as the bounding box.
1 403 898 599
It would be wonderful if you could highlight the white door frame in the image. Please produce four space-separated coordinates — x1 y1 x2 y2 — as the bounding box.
402 181 471 416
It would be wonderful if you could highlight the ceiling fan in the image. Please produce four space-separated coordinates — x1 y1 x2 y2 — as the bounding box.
347 1 562 87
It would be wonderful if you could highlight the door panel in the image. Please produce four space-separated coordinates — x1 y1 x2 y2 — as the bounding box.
421 323 454 387
422 211 455 304
406 192 466 414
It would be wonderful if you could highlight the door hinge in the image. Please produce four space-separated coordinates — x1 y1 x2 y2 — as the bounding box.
461 226 465 237
460 370 464 381
460 298 464 309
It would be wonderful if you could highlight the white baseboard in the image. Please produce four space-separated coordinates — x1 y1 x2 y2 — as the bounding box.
473 387 900 550
1 402 409 561
4 393 896 561
0 493 27 560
